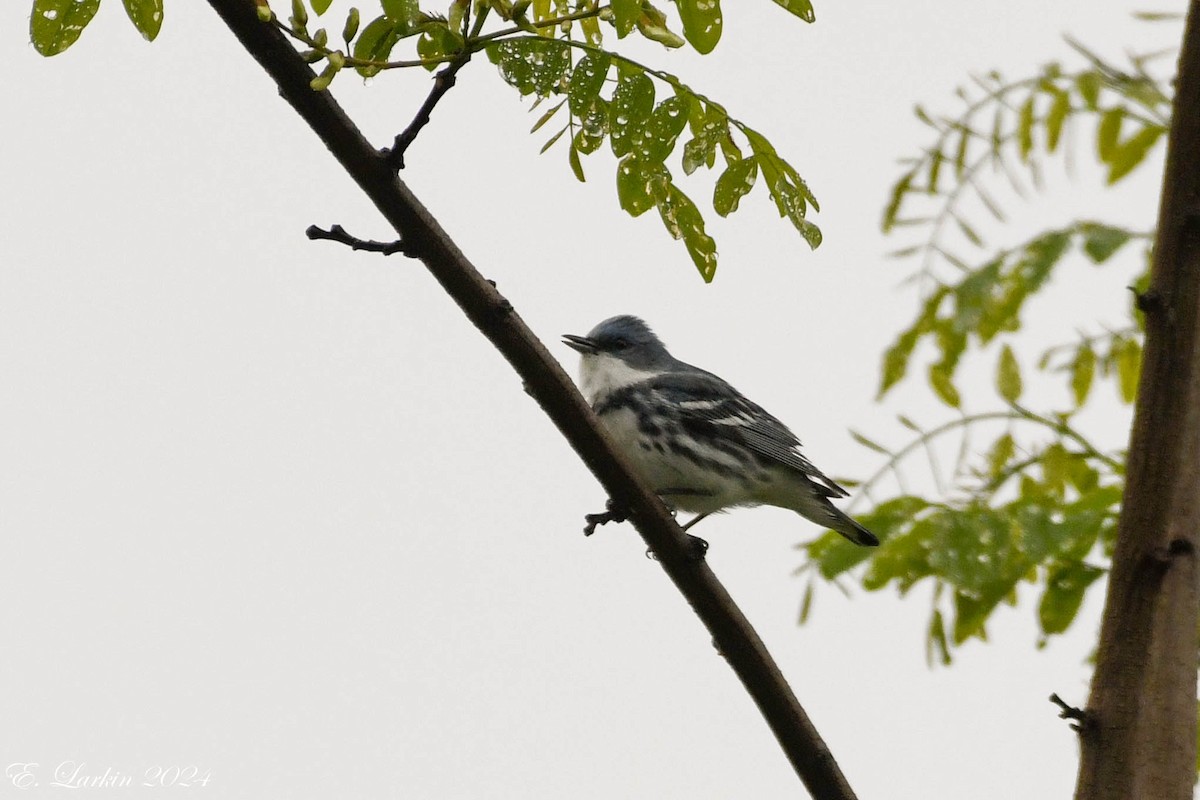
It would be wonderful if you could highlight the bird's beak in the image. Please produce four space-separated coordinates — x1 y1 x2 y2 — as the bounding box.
562 333 598 355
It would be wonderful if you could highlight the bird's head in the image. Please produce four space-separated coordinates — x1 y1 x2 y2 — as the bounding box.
563 316 674 401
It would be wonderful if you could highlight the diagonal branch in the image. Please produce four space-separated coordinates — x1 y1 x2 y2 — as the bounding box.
205 2 859 798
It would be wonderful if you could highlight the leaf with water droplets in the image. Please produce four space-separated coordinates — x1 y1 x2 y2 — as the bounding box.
677 0 723 54
568 52 611 116
616 156 669 217
768 0 814 23
713 156 758 216
609 71 655 157
31 0 101 56
635 2 686 48
636 96 690 163
611 0 640 36
657 184 718 281
352 16 401 77
488 39 571 96
122 0 162 41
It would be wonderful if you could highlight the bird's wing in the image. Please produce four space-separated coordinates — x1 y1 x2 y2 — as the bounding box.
648 371 849 499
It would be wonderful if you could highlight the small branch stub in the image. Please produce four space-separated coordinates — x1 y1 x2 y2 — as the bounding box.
1050 693 1092 733
306 224 411 255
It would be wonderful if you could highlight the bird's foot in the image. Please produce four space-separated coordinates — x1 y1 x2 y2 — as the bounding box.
583 498 628 537
645 534 709 562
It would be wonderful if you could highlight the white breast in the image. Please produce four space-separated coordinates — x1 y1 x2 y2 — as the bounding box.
579 353 658 405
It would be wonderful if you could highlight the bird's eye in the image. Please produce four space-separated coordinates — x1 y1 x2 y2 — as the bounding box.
612 338 630 351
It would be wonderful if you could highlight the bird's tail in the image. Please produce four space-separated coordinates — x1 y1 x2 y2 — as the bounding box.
826 507 879 547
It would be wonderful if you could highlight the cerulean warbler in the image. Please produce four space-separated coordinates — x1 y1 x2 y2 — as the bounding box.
563 315 878 547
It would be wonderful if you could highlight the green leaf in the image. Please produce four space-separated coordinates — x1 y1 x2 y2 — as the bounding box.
30 0 101 56
1080 223 1132 263
121 0 162 41
798 581 814 623
658 184 718 281
488 39 571 96
530 99 566 133
713 156 758 216
1071 343 1096 406
1038 562 1104 636
1107 125 1165 184
953 589 1003 644
574 98 609 154
1041 443 1069 494
1077 72 1101 109
417 23 464 71
635 95 690 163
311 0 333 14
676 0 723 54
352 16 401 77
568 140 586 182
381 0 419 23
997 344 1022 403
1045 89 1070 152
879 329 919 397
568 52 611 116
636 3 686 48
609 72 656 157
929 363 961 408
769 0 815 23
611 0 640 36
953 124 970 177
849 430 890 455
1017 95 1035 160
579 13 603 45
812 533 877 580
1096 107 1123 162
616 156 669 217
882 170 914 232
928 608 952 666
539 125 567 153
987 433 1015 478
1115 338 1141 403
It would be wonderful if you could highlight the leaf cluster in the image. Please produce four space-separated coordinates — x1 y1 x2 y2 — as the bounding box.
30 0 822 280
799 33 1173 661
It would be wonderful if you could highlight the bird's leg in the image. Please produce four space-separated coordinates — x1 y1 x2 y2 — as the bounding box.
583 498 628 537
656 491 713 556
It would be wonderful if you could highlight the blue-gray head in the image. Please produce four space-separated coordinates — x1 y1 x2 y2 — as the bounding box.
563 316 678 403
562 315 674 369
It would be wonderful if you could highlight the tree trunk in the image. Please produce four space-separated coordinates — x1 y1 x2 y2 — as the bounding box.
1075 3 1200 798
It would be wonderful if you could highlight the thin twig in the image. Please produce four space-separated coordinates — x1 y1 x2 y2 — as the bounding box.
306 224 411 255
383 55 473 170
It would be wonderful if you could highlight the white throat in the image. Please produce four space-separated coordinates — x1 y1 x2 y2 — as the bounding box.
579 353 658 404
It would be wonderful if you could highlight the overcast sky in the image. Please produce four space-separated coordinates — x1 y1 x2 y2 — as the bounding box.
3 1 1172 798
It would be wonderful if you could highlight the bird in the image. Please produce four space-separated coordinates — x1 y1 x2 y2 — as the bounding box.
562 315 878 547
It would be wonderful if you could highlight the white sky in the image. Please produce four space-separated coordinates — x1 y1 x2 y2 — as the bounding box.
3 1 1174 798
